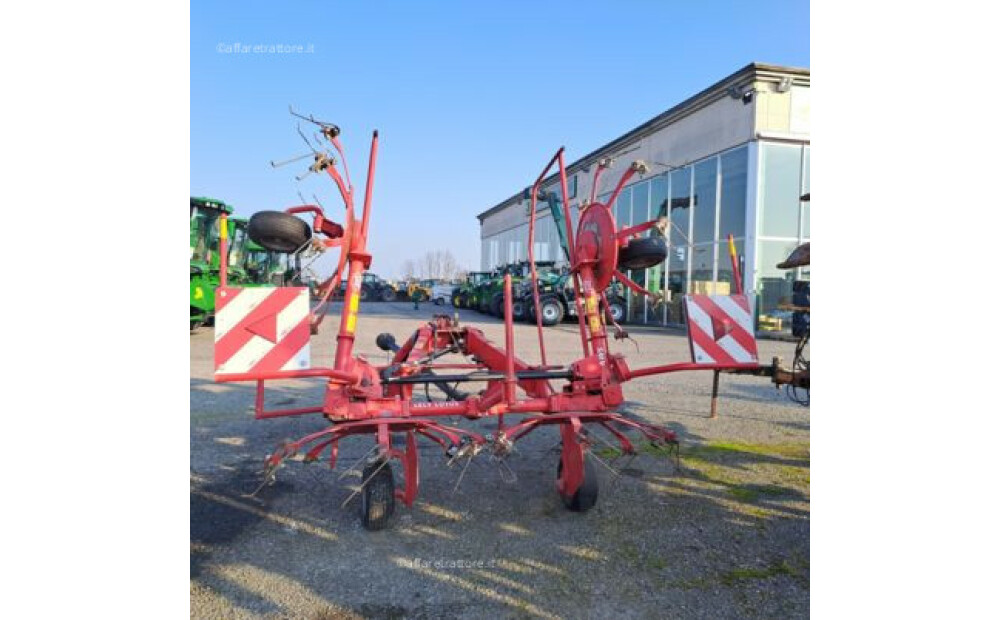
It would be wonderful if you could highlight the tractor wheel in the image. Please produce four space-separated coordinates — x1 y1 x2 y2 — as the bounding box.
434 296 443 306
381 288 396 302
453 293 464 308
607 299 626 324
361 461 395 531
539 298 564 326
359 286 371 302
557 456 599 512
489 294 504 317
248 211 312 253
512 300 525 320
617 237 667 270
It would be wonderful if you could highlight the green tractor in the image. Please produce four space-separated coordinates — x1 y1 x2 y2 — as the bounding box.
451 272 489 308
190 196 236 330
476 261 555 316
516 274 627 327
243 238 292 286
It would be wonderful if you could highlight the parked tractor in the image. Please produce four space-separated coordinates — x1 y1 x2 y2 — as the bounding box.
190 196 235 329
516 272 627 326
243 239 290 286
453 272 490 309
480 262 555 316
360 272 399 302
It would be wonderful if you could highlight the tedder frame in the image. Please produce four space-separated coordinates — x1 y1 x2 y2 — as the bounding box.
214 113 789 530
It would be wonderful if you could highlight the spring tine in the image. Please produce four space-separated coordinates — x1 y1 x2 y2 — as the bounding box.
337 444 380 481
452 455 474 494
340 459 390 508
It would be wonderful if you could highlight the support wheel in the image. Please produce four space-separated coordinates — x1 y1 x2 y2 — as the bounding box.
617 237 667 270
557 456 598 512
361 461 395 530
248 211 312 253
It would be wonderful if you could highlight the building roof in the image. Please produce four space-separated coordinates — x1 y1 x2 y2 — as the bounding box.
476 62 809 222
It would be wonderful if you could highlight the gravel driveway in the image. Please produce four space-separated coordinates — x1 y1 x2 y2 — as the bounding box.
191 301 809 619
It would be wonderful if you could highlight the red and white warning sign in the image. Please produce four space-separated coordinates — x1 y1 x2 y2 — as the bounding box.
683 294 758 365
214 287 311 377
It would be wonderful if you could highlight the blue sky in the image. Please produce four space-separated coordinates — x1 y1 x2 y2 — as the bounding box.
192 0 809 278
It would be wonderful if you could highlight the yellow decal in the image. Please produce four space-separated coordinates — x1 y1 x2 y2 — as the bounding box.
345 312 357 333
585 294 598 313
728 236 736 257
589 316 602 334
349 295 360 313
220 218 228 241
194 287 204 300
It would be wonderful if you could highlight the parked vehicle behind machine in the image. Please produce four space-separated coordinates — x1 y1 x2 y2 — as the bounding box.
190 196 234 330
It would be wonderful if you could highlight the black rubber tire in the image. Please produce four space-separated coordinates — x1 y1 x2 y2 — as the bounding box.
557 455 599 512
381 288 396 302
490 294 504 317
248 211 312 253
359 286 371 302
539 298 564 326
607 299 626 324
618 236 667 270
434 297 443 306
361 461 395 531
512 300 525 320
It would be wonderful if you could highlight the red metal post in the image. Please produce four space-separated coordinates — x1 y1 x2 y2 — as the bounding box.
503 275 516 405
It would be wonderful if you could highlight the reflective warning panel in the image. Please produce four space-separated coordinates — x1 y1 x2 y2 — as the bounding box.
683 294 758 365
214 287 311 377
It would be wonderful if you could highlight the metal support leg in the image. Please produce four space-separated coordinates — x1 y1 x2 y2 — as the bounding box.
710 370 720 419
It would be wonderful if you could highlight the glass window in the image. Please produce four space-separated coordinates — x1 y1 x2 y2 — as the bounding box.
667 168 691 324
692 159 718 244
650 175 668 220
668 168 691 247
761 144 803 238
616 187 631 228
756 239 804 333
802 146 810 239
631 181 649 228
719 147 748 239
690 244 715 292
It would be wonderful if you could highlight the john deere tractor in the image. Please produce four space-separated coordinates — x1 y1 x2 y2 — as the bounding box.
451 272 490 308
190 196 236 330
243 238 291 286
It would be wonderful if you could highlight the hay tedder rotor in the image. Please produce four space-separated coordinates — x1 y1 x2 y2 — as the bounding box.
212 113 796 530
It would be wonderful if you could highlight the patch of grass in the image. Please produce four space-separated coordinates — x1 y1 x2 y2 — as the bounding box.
719 560 796 586
687 441 809 462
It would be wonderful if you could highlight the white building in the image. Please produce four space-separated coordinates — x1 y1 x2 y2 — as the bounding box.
476 62 810 330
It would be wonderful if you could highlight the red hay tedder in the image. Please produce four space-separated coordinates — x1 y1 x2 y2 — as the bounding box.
212 113 797 530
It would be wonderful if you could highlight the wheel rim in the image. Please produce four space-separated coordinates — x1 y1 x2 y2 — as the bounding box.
611 304 623 321
543 304 559 320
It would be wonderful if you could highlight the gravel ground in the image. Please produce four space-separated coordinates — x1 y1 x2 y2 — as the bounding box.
191 301 809 619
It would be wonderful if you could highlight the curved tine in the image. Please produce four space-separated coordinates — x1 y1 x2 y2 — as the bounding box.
598 420 635 454
414 428 452 451
304 438 336 463
505 417 545 443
